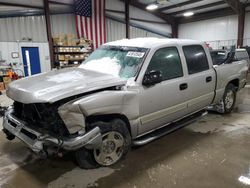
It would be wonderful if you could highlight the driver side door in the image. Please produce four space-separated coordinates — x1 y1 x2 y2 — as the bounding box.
138 47 188 135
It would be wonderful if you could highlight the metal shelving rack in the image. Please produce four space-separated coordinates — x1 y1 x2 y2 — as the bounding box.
54 45 92 68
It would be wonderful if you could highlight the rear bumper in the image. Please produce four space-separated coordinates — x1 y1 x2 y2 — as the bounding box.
2 107 102 153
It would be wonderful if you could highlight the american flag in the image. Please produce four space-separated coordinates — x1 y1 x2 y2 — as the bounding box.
74 0 106 49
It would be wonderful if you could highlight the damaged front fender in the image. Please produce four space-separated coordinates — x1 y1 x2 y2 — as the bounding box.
58 101 86 134
58 89 140 137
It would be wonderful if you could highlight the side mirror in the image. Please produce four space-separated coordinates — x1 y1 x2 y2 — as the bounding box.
142 70 163 86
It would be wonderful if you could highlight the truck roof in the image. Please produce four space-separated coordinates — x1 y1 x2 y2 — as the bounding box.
104 38 203 49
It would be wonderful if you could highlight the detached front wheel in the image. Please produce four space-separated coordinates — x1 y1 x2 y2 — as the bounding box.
75 119 131 169
223 84 237 113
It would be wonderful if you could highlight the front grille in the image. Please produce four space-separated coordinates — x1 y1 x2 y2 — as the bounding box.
13 101 69 137
8 120 17 128
20 129 37 140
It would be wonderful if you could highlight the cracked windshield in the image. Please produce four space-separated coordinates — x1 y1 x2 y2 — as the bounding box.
80 46 148 78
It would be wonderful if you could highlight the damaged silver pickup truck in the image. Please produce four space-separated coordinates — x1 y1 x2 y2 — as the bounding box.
2 38 248 169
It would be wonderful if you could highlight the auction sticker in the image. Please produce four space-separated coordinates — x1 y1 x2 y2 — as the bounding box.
126 51 145 58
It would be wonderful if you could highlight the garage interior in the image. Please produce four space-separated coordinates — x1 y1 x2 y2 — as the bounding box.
0 0 250 187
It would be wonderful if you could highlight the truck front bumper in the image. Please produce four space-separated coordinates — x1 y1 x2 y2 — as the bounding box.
2 107 102 153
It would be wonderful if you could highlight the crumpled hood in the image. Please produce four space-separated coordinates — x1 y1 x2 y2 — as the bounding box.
7 67 127 104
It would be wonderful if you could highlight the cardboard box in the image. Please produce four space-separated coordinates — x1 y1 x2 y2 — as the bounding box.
0 82 4 91
4 82 10 90
3 77 11 83
58 55 65 61
53 34 67 46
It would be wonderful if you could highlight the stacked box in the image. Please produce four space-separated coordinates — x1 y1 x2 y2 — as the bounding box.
0 82 4 91
58 55 65 61
66 33 77 46
53 34 67 46
3 77 11 90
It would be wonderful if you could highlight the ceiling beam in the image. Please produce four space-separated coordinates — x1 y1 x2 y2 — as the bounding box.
223 0 241 13
178 7 235 24
0 2 43 9
48 1 73 6
0 1 73 10
158 0 203 12
128 0 175 25
129 0 178 37
171 1 226 16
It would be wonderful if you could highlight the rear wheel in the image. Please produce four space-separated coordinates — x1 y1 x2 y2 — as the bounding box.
223 84 237 113
75 119 131 169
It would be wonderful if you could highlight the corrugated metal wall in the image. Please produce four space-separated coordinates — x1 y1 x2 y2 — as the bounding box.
106 0 171 37
0 13 168 74
0 16 47 42
0 14 76 42
243 12 250 46
0 14 166 43
106 18 165 42
179 15 238 49
51 14 77 37
179 15 238 42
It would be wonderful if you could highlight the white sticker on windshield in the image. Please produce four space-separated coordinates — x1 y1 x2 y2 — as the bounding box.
126 51 145 58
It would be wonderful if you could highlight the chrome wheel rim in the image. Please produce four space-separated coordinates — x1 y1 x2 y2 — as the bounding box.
94 131 124 166
225 90 234 110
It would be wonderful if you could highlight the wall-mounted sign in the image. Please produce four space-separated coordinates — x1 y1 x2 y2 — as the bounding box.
11 52 19 59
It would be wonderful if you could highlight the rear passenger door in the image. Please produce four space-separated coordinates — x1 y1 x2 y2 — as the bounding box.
182 45 216 113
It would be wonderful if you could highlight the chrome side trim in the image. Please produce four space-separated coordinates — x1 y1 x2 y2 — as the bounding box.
136 108 207 138
133 110 207 146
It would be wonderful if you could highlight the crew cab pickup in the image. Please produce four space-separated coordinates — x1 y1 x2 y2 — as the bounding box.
2 38 248 169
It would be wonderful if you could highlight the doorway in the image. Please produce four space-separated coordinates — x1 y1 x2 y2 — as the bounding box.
21 47 41 76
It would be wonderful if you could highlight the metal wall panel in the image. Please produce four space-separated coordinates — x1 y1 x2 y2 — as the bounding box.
106 18 126 42
244 12 250 46
0 14 76 42
106 0 171 37
106 18 166 42
51 14 77 36
0 16 47 42
130 26 165 39
179 15 238 45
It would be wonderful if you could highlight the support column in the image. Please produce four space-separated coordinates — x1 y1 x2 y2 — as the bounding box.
125 0 130 39
237 5 245 47
44 0 54 69
171 22 178 38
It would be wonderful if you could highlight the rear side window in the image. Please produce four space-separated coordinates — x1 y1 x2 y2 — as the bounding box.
183 45 209 74
235 51 249 60
147 47 183 81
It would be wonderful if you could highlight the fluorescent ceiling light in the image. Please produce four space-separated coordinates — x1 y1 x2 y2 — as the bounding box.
146 4 158 10
183 11 194 17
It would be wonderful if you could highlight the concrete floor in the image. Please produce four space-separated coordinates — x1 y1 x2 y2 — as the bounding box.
0 87 250 188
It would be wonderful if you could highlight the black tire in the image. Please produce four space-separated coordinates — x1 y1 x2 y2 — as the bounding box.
75 147 99 169
3 129 15 140
75 119 131 169
223 83 237 113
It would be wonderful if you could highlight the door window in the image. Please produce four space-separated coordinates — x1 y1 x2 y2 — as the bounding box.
146 47 183 81
183 45 209 74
